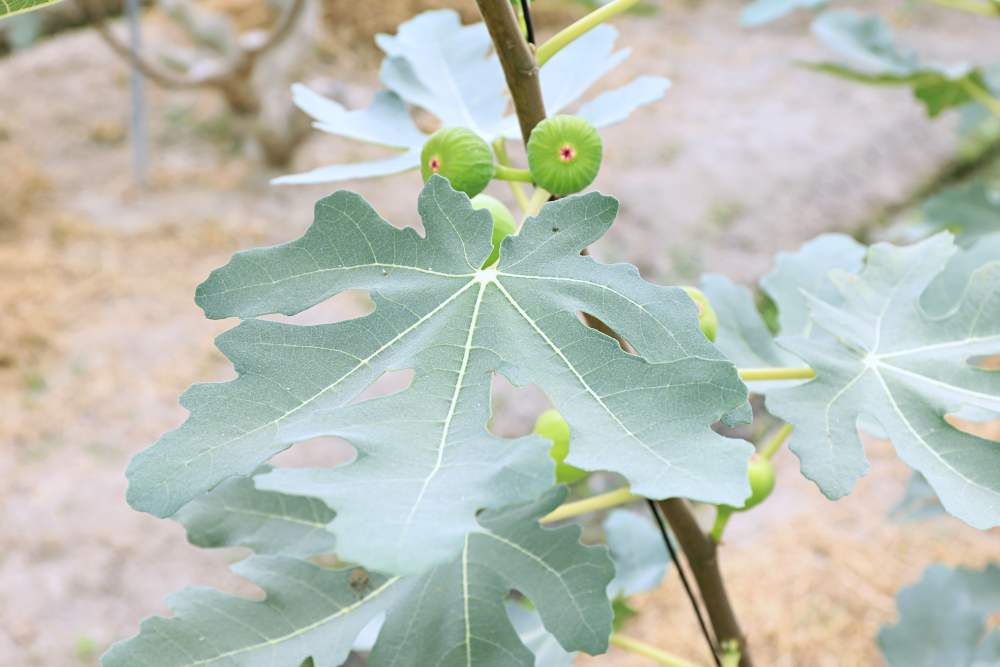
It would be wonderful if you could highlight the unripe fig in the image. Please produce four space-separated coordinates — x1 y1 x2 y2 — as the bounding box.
739 454 775 511
533 409 588 485
527 115 602 196
681 286 718 342
420 128 494 197
470 194 517 267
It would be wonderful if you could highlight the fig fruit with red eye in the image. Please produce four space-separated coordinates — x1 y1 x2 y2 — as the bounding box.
420 127 494 197
527 115 603 196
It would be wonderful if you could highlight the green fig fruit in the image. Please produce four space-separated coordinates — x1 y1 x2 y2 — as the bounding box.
533 409 588 484
420 127 494 197
681 286 719 342
739 454 775 511
526 115 603 196
470 194 517 267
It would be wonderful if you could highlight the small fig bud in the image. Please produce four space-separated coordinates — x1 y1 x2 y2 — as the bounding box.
533 409 588 485
527 115 602 196
681 286 718 342
421 127 494 197
740 454 775 511
470 194 517 268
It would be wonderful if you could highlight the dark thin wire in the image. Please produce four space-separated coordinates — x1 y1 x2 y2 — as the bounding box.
646 499 722 667
521 0 536 45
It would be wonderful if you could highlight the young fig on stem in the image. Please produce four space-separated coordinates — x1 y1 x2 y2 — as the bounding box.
420 127 495 197
533 409 589 485
741 454 776 511
527 115 603 196
471 194 517 267
681 286 718 342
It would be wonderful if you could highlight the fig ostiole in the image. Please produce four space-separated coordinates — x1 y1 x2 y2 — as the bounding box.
420 127 495 198
527 115 603 196
533 409 589 485
470 194 517 267
681 286 719 342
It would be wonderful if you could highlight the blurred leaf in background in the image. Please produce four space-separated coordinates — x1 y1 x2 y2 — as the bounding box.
807 10 988 117
0 0 66 20
880 563 1000 666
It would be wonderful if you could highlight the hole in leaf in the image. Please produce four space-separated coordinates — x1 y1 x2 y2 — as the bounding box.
986 611 1000 634
260 289 374 326
945 414 1000 444
348 368 415 406
971 354 1000 371
488 372 550 438
578 311 635 355
270 435 356 469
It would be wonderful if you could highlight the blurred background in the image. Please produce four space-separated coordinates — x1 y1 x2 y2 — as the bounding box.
1 1 999 665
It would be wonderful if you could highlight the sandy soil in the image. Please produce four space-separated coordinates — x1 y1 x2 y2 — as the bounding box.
1 3 999 666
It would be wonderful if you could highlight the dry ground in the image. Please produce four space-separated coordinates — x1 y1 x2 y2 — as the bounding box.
1 2 999 666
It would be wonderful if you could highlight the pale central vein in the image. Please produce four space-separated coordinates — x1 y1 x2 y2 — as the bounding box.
400 279 488 537
872 367 1000 498
491 279 674 470
462 535 473 667
170 279 479 476
177 575 400 666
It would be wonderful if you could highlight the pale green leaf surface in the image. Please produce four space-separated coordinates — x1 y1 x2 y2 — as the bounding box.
809 10 984 116
536 25 629 119
106 490 612 667
761 233 867 339
700 274 794 372
919 183 1000 249
741 0 826 28
767 234 1000 528
280 11 668 185
604 510 669 598
272 149 422 186
368 488 615 664
375 10 507 138
879 563 1000 667
291 87 425 149
577 76 672 129
129 177 750 575
701 234 865 391
102 557 409 667
506 604 576 667
923 233 1000 316
888 472 945 523
0 0 64 19
173 466 337 557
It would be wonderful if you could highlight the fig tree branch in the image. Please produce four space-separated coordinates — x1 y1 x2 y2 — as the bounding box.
657 498 755 667
477 4 753 665
475 0 546 145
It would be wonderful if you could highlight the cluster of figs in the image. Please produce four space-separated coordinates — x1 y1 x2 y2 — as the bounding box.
421 114 604 198
423 114 775 511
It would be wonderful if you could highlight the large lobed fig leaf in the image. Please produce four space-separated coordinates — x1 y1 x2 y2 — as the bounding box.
128 176 750 575
104 489 615 667
766 234 1000 529
702 232 1000 529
